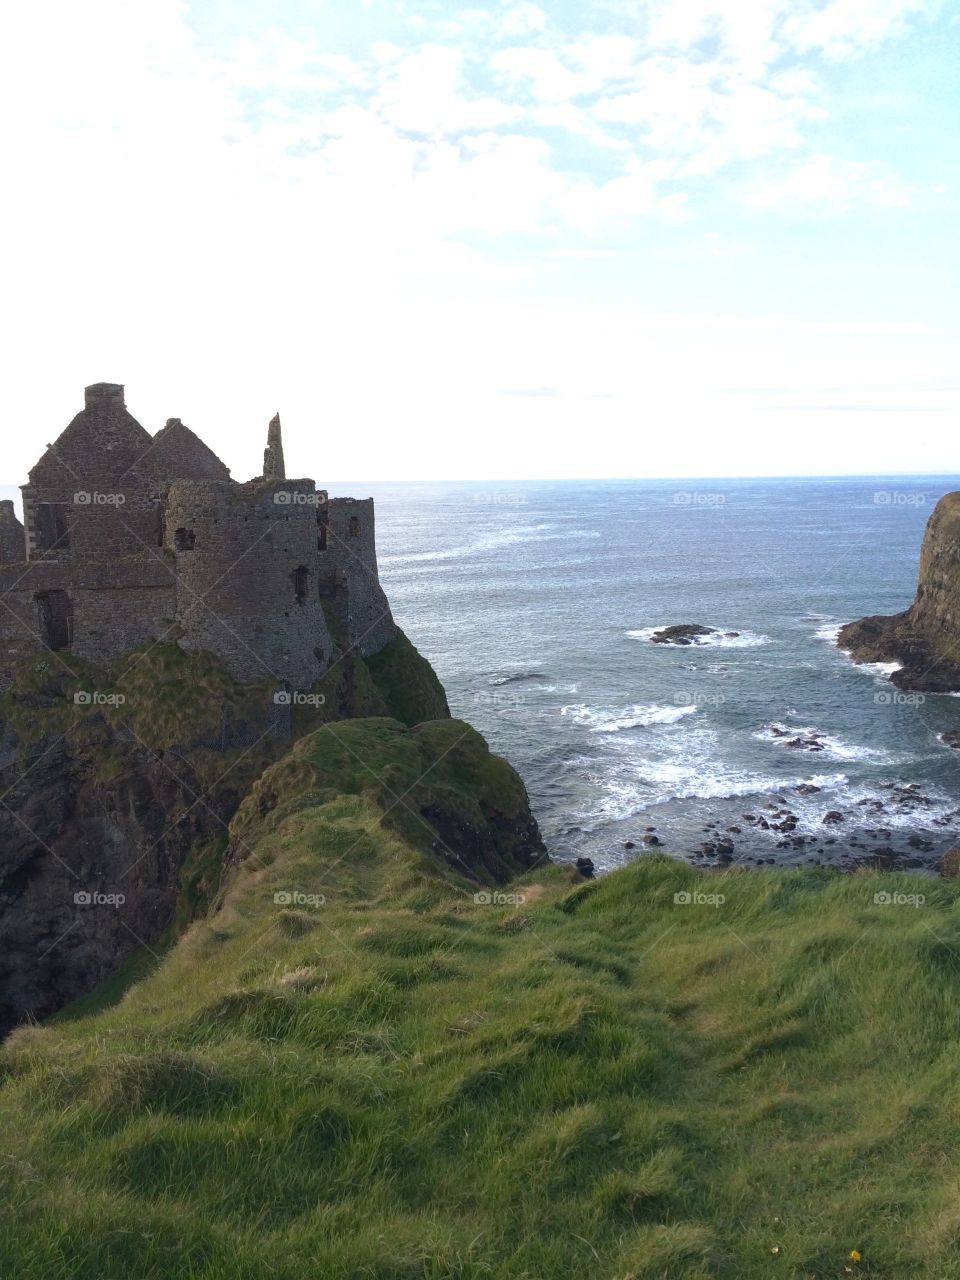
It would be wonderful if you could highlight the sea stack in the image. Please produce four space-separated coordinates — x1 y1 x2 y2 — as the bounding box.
838 491 960 691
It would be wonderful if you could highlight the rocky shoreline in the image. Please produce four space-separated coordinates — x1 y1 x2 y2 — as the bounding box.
607 774 960 875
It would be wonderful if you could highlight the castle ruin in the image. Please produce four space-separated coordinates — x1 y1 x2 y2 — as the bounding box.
0 383 395 688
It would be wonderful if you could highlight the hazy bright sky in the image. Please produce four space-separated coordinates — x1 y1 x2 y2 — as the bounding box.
2 0 958 485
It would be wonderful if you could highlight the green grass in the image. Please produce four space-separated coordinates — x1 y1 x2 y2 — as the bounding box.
365 629 451 725
233 717 539 881
4 786 960 1276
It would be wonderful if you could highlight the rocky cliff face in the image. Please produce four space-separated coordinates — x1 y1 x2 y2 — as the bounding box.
0 629 541 1036
0 729 234 1034
838 492 960 691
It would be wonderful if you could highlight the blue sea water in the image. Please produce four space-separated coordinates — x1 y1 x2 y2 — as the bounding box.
343 476 960 872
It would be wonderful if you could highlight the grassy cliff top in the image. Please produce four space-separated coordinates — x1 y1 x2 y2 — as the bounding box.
4 766 960 1277
0 625 450 785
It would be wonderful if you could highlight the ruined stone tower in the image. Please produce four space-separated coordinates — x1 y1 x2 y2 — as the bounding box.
0 383 396 689
263 414 286 481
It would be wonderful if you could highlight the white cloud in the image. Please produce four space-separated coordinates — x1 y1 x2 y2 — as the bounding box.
0 0 949 483
784 0 941 59
744 154 913 209
636 0 940 63
557 157 687 227
501 3 549 36
491 46 592 101
376 44 518 133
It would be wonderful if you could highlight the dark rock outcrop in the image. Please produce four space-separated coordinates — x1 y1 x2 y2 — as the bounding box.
838 492 960 691
651 623 715 645
0 728 234 1036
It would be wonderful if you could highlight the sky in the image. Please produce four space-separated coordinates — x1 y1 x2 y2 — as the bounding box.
1 0 958 488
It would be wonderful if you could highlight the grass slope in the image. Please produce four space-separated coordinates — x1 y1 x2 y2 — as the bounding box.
4 786 960 1277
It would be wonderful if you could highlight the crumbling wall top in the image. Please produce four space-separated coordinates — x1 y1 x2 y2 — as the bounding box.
263 414 286 481
84 383 125 409
147 418 232 483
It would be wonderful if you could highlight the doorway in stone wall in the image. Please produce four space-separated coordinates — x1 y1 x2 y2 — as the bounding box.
36 590 73 651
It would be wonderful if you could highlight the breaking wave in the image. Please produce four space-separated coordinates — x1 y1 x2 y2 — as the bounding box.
561 703 698 733
626 626 770 649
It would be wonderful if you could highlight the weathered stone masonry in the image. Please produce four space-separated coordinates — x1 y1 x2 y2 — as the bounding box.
0 383 395 687
0 502 25 566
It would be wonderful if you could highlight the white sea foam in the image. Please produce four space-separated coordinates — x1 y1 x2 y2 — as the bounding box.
814 623 842 643
860 660 903 678
790 780 959 833
754 722 892 763
626 626 769 649
571 762 845 827
561 703 698 733
382 525 599 565
490 671 546 687
567 752 956 834
815 623 903 680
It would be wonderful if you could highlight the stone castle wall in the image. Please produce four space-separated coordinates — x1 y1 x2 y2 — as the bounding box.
1 384 396 689
321 498 395 657
163 478 335 686
0 558 176 676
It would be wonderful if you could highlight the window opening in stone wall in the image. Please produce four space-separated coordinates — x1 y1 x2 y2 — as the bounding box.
175 527 196 552
36 503 70 552
292 564 308 604
36 590 72 651
349 516 359 538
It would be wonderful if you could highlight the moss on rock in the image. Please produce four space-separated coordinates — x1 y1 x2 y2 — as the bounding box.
365 628 451 725
231 716 545 884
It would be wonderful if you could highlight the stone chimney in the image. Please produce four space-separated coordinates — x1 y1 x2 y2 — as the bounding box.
84 383 125 410
263 413 286 481
0 499 26 565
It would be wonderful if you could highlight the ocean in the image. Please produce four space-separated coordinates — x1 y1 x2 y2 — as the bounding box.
346 476 960 873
